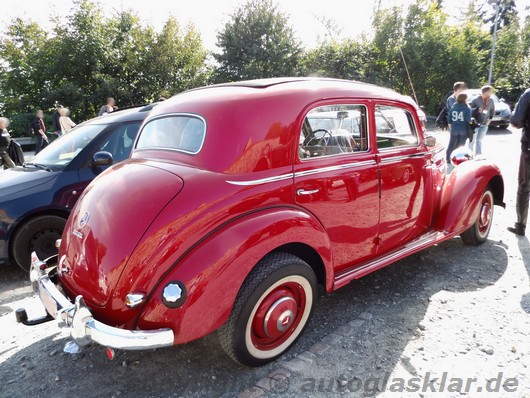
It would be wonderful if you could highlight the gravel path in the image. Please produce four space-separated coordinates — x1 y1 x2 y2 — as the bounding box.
0 127 528 398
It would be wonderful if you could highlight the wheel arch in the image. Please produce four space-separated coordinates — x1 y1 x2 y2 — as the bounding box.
270 242 327 288
488 174 505 208
8 208 70 259
135 206 333 344
433 160 504 234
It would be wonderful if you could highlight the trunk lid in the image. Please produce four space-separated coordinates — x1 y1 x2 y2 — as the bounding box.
59 159 183 307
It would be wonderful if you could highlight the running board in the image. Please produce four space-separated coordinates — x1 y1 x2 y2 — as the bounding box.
333 230 449 290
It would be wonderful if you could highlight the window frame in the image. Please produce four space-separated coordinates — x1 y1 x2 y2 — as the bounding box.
373 102 420 151
298 103 371 162
135 112 207 155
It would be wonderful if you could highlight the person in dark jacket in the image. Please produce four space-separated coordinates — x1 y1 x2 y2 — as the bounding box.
446 93 471 162
31 110 48 155
446 81 467 111
52 105 63 136
508 88 530 236
468 85 495 156
0 117 15 169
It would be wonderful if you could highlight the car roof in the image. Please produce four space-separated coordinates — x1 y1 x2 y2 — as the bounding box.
84 103 158 125
188 77 410 103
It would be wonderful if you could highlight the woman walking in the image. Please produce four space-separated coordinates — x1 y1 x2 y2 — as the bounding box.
446 93 471 163
59 108 76 134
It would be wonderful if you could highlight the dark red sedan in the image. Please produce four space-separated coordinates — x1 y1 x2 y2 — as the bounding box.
20 78 504 366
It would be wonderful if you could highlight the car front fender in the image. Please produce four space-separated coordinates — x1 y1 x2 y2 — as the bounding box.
135 206 332 344
433 160 504 234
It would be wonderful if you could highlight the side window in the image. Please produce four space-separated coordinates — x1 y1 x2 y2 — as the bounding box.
99 122 140 163
375 105 418 149
299 104 369 159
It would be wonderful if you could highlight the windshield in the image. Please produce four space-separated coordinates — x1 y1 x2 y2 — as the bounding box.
32 124 107 169
136 114 206 154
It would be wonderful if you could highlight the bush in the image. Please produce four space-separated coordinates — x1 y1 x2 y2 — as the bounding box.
7 113 53 138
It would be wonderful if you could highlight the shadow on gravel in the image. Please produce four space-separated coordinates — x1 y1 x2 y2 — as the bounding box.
0 263 32 309
516 237 530 313
0 237 509 398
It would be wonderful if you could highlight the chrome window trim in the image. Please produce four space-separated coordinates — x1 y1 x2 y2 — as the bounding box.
135 112 207 155
375 105 419 151
300 103 371 162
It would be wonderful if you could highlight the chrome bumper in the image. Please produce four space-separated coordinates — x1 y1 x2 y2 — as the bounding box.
27 253 174 350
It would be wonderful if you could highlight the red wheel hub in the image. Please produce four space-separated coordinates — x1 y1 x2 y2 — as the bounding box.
478 193 493 235
251 282 306 351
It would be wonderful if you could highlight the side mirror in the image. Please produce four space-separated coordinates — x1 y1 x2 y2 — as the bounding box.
92 151 113 167
424 136 436 147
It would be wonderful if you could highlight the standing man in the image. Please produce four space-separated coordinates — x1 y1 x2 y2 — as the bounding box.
508 88 530 236
52 105 63 137
469 85 495 156
98 97 117 116
0 117 15 169
447 82 467 110
31 110 48 155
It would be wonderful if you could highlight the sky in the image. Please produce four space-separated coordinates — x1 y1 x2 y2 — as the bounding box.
1 0 529 51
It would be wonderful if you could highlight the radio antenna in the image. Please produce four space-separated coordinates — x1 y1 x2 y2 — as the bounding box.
399 47 419 105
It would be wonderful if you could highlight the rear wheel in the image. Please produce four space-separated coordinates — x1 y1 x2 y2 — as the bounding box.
461 189 494 246
218 253 317 366
11 215 66 272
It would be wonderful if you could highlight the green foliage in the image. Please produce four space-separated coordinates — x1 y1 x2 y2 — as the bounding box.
213 0 302 82
303 39 376 82
0 0 208 133
0 0 529 127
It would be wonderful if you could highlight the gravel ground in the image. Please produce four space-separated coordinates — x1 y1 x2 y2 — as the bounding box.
0 127 528 398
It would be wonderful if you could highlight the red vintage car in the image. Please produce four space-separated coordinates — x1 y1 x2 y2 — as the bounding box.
19 78 504 366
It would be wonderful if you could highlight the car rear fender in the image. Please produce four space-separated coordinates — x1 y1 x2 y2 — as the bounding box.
433 160 504 234
135 206 332 344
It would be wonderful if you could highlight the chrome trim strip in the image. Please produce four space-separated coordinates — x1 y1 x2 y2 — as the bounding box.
226 173 294 186
335 231 442 283
226 160 378 186
380 153 428 163
294 160 377 178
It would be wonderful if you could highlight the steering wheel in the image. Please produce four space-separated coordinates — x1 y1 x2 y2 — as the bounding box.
303 129 334 147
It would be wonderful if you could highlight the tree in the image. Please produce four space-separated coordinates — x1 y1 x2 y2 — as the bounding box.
303 39 376 82
214 0 302 82
0 18 50 115
148 18 209 97
0 0 209 131
481 0 518 33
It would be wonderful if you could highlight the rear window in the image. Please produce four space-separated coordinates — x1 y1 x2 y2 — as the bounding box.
136 114 206 154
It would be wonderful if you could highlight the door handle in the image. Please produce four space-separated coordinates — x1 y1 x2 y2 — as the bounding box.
296 188 320 196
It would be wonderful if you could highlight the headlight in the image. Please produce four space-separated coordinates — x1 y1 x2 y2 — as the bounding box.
450 147 473 166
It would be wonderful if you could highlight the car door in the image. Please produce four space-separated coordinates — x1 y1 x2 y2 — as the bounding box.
293 102 380 271
374 102 432 254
